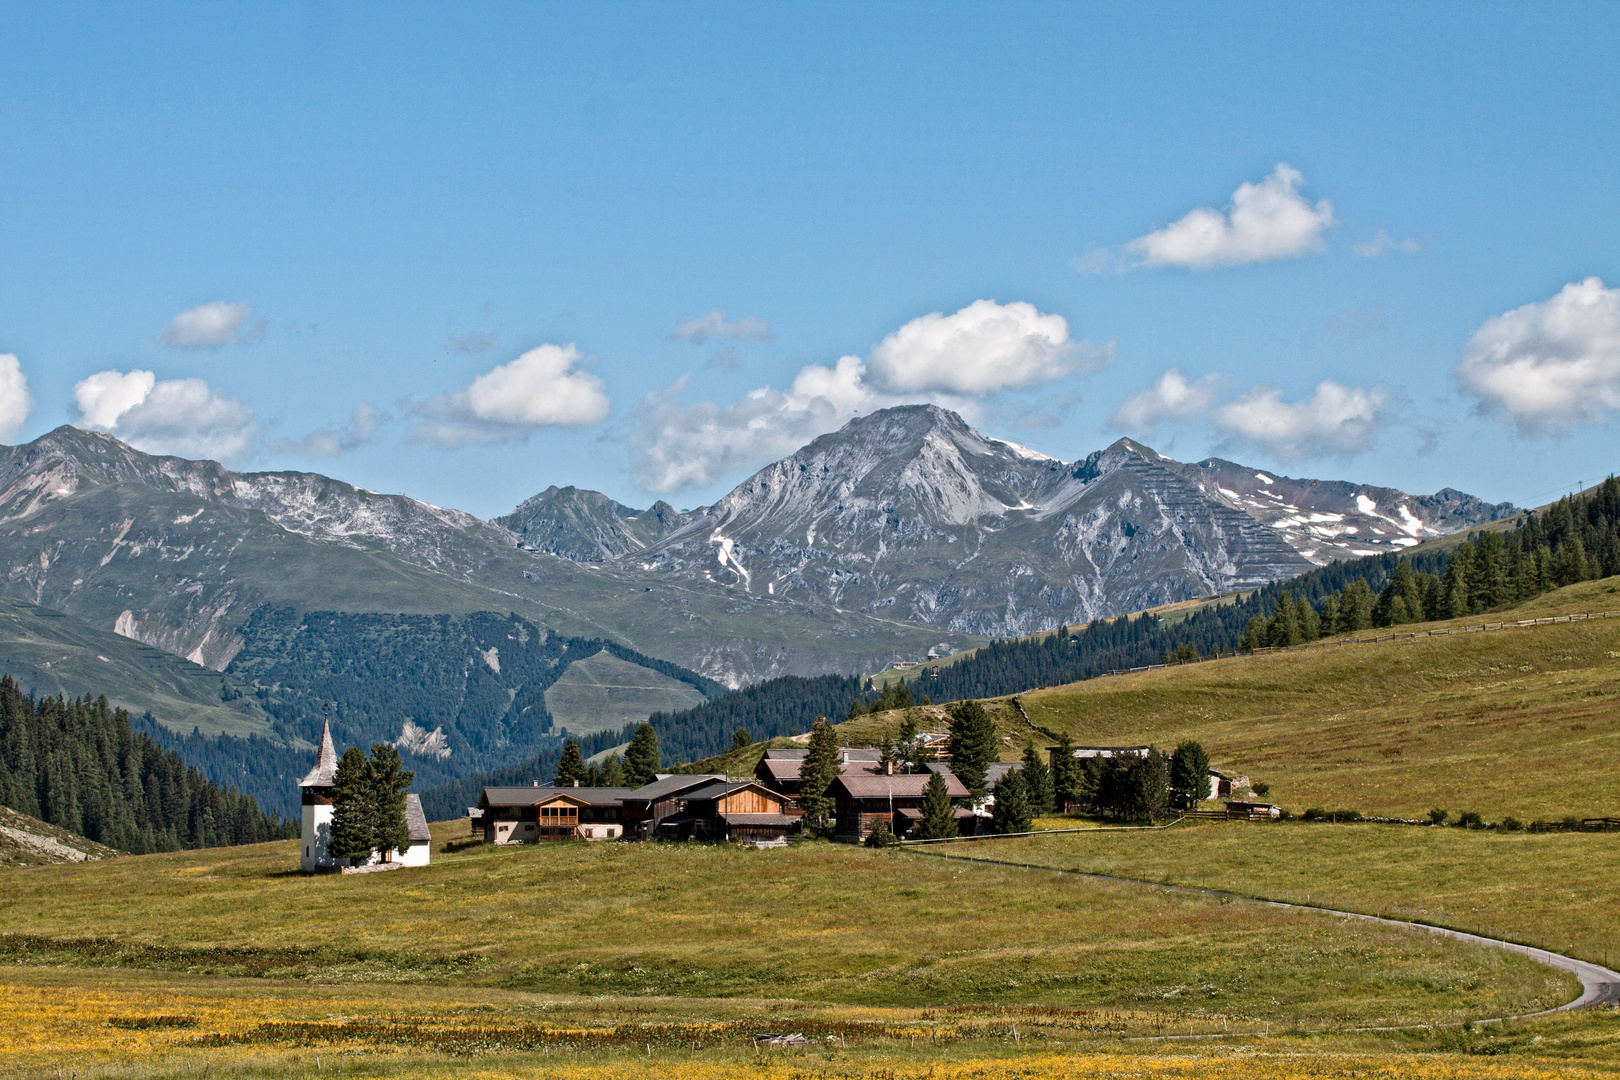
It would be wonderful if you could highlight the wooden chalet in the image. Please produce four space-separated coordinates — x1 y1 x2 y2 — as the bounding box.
830 770 972 842
643 778 793 845
754 748 889 819
619 774 726 839
475 784 633 843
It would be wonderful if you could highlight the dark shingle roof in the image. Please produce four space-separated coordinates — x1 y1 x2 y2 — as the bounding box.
986 762 1022 789
624 774 725 802
404 794 431 843
762 749 808 760
479 786 635 808
719 812 794 826
833 773 969 799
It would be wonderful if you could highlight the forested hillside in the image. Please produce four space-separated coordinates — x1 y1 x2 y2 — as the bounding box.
0 677 297 853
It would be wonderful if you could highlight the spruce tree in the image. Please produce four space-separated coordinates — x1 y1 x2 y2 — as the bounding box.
623 722 661 787
367 743 414 858
599 754 625 787
553 738 587 786
798 718 841 836
990 767 1032 834
916 770 958 839
945 699 998 800
1318 594 1340 636
1296 595 1320 641
731 728 754 752
1169 740 1211 809
328 747 375 862
1050 732 1079 811
1127 751 1171 822
1019 740 1054 814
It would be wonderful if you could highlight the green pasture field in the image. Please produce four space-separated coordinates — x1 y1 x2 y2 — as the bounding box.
844 577 1620 821
543 650 708 737
937 820 1620 971
0 822 1568 1029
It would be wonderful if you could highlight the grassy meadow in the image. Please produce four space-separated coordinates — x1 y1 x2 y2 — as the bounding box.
844 577 1620 821
2 820 1608 1076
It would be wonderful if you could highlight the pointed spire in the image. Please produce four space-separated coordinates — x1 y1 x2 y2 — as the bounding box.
297 706 340 788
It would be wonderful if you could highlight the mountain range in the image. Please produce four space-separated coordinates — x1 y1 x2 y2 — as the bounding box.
0 407 1517 688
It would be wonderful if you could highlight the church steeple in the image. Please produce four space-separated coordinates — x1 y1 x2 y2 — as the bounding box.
298 712 339 790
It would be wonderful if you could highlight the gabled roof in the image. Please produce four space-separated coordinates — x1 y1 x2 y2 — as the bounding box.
404 794 431 843
762 748 808 760
758 753 891 783
623 773 725 802
298 716 339 788
986 762 1022 789
478 785 635 809
677 778 782 804
833 772 969 799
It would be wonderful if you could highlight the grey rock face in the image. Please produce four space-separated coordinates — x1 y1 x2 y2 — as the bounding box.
495 486 693 562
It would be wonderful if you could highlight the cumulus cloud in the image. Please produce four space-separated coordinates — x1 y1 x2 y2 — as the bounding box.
1353 229 1422 258
158 300 262 348
630 357 895 492
73 370 256 461
0 354 35 443
667 309 773 344
1456 277 1620 432
1110 368 1218 434
410 344 612 446
1214 380 1389 458
269 403 389 457
1127 164 1334 270
630 300 1103 492
867 299 1110 394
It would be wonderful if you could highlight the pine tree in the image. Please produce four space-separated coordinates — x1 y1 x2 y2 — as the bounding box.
1050 732 1079 811
1127 751 1171 822
1338 579 1374 631
367 743 414 859
1266 592 1301 646
553 738 587 786
1169 740 1211 809
623 722 661 787
945 700 998 800
916 770 958 839
1239 616 1269 650
328 747 375 862
1318 594 1339 637
731 728 754 752
1020 740 1053 814
798 718 840 836
599 754 625 787
1296 595 1320 641
990 767 1032 834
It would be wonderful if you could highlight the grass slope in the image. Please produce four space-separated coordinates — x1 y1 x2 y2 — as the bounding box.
0 805 119 868
0 824 1562 1026
544 651 708 737
845 578 1620 820
956 821 1620 971
0 595 277 740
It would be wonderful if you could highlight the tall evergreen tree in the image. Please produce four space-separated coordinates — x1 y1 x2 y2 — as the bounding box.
599 754 625 787
553 738 587 785
798 718 841 836
916 770 958 840
1050 731 1079 811
623 722 661 787
990 767 1032 834
1169 740 1211 809
1019 740 1054 814
328 747 375 862
367 743 414 858
946 699 998 800
731 728 754 751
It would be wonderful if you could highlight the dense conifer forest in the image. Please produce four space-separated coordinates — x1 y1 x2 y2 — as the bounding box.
0 677 297 853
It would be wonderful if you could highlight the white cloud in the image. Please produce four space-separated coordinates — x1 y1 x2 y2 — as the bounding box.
73 370 157 428
0 354 35 443
1456 277 1620 432
667 309 773 344
1127 164 1334 270
269 403 388 457
72 369 256 461
630 356 899 492
1110 368 1218 434
1214 380 1389 458
867 299 1111 395
629 300 1102 492
410 344 612 447
1353 229 1422 258
158 300 261 348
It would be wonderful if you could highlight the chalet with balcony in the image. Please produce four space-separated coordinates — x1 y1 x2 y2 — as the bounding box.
475 783 633 843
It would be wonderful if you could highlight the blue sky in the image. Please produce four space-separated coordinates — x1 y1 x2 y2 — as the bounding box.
1 3 1616 517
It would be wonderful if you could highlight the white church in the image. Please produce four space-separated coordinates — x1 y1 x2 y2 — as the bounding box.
299 717 432 873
